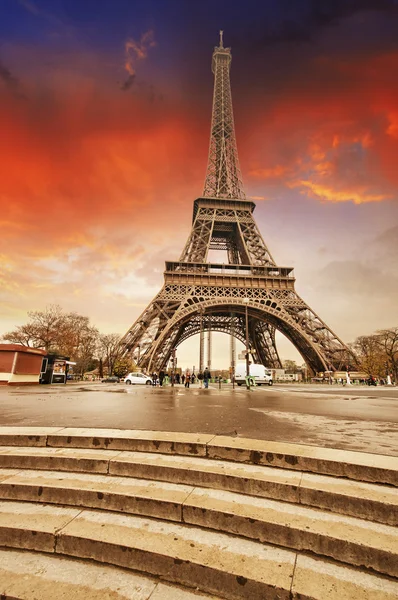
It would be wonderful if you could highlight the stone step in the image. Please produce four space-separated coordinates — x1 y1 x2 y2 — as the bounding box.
0 471 396 577
0 447 396 526
0 427 397 485
0 501 397 600
0 547 222 599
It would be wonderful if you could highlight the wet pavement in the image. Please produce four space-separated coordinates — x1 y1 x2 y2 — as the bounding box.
0 382 397 456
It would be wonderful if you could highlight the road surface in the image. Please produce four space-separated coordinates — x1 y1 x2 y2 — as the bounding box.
0 382 397 456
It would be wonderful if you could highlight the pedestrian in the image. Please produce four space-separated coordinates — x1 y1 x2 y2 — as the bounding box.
203 367 211 389
197 371 204 388
191 373 196 384
159 369 165 387
181 374 185 385
152 372 157 386
185 371 191 388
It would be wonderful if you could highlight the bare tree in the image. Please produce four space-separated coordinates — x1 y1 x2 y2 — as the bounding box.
376 328 398 381
2 322 39 347
352 335 384 377
2 305 99 377
74 326 99 378
3 305 65 351
98 333 124 376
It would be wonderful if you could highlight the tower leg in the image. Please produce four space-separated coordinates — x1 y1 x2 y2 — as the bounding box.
230 313 236 383
199 311 204 372
207 330 212 371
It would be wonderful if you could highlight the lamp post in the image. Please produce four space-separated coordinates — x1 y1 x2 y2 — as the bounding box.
243 298 250 390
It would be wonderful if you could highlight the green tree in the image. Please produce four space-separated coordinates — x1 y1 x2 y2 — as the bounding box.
113 357 135 379
282 360 299 373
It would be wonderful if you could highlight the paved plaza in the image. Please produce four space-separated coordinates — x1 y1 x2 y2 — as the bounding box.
1 382 397 456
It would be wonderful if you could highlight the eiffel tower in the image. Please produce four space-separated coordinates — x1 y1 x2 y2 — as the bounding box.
121 32 353 375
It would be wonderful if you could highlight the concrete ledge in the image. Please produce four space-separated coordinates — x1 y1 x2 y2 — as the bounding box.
207 436 398 486
0 446 124 474
182 488 398 578
0 470 193 522
47 429 215 457
292 554 398 600
0 428 396 487
0 474 396 577
0 427 396 486
0 501 397 600
0 501 296 600
0 500 80 553
0 548 222 600
0 445 396 526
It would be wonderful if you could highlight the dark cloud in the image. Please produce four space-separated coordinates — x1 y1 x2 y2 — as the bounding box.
0 60 19 89
121 73 135 91
0 59 26 99
250 0 398 47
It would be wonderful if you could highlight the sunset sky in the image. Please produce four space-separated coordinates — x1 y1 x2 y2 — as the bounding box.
1 0 397 368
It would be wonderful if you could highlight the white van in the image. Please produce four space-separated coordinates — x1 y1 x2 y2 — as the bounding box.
234 363 273 386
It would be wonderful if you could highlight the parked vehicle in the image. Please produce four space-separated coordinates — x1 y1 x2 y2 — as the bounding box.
124 372 153 385
234 363 273 386
101 376 120 383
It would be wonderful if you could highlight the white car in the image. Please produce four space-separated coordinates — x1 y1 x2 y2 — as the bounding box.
124 372 153 385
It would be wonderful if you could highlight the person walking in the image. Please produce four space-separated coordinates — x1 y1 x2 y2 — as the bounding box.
159 369 165 387
203 367 211 389
185 371 191 388
181 374 185 385
152 372 157 386
197 371 204 388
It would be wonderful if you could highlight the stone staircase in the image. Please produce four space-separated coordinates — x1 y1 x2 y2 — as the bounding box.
0 426 397 600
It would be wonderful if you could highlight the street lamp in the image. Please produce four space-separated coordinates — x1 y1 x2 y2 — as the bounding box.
243 298 250 390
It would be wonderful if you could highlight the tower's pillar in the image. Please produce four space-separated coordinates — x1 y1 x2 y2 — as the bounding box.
207 330 212 371
199 311 204 372
230 314 236 381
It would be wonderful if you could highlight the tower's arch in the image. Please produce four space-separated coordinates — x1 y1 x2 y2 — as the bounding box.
120 33 355 375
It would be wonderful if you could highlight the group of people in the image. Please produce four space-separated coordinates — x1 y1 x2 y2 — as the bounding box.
151 370 166 386
149 368 212 388
183 367 212 389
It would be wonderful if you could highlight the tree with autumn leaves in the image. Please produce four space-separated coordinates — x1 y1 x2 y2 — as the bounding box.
1 305 133 378
351 328 398 382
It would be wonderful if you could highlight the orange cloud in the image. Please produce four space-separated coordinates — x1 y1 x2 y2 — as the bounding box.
386 112 398 139
122 30 156 90
244 51 398 204
249 165 289 180
125 30 155 73
291 180 390 205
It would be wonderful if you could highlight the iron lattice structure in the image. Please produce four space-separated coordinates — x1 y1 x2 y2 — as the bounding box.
203 31 246 200
121 32 355 375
